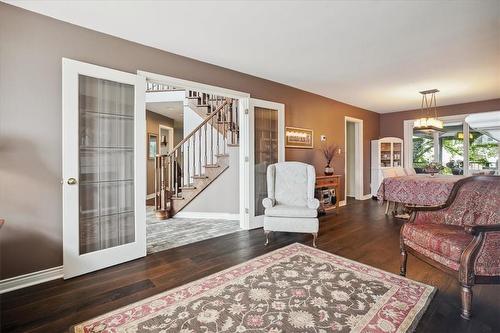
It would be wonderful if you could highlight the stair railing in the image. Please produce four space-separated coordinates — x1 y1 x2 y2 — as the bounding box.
154 96 239 215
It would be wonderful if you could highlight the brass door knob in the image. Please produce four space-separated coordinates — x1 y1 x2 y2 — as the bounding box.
67 178 78 185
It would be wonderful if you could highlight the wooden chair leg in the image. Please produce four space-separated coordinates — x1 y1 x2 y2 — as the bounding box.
312 233 318 248
399 233 407 276
400 246 408 276
460 284 473 320
264 230 271 246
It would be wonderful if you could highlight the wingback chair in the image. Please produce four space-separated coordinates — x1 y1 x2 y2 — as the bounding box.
400 176 500 319
263 162 320 247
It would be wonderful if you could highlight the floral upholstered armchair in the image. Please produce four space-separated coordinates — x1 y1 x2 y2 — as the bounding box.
400 175 500 319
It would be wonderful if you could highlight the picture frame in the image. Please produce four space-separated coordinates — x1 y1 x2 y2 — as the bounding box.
285 126 314 149
148 133 158 159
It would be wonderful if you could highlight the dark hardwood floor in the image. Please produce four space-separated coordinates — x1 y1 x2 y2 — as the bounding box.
1 199 499 332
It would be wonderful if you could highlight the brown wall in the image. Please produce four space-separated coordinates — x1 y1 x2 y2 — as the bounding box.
380 99 500 138
146 111 174 195
0 3 379 279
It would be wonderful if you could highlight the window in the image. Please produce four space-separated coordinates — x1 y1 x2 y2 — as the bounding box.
408 115 499 175
469 131 499 175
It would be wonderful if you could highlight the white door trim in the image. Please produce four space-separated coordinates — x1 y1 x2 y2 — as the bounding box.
137 71 250 100
344 116 364 201
62 58 146 279
136 70 250 229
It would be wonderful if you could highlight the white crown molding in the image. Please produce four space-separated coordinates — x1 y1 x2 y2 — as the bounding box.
0 266 63 294
174 211 240 220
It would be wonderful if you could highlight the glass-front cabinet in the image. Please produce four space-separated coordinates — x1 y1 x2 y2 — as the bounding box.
370 137 404 196
376 138 404 168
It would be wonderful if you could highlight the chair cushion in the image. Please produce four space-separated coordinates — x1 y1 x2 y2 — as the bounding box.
265 204 318 218
402 223 473 271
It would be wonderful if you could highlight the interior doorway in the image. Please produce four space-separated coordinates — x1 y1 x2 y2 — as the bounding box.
344 116 364 202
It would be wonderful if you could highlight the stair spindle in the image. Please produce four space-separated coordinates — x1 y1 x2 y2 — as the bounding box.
211 116 214 165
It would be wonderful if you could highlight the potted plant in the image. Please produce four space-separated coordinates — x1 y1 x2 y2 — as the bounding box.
424 162 444 177
320 143 340 176
445 160 464 175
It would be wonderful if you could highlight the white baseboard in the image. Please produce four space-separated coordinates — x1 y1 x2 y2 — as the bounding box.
339 200 347 207
361 194 373 200
146 193 155 200
174 211 240 220
0 266 63 294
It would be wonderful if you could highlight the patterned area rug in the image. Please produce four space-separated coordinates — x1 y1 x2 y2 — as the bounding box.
73 243 435 333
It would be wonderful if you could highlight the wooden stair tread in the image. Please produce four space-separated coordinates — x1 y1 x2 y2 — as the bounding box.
192 175 209 179
204 164 220 168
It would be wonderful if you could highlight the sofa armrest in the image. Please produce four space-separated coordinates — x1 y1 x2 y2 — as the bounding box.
307 198 320 210
464 223 500 236
262 198 275 209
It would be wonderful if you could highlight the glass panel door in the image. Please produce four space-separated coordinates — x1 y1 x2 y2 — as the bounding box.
254 107 279 217
247 99 284 229
63 59 146 279
79 75 135 254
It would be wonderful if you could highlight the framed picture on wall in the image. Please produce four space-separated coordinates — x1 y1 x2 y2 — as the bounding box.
285 126 314 148
148 133 158 159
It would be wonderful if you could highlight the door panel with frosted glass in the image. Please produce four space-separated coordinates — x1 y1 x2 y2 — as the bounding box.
254 107 279 217
78 75 135 254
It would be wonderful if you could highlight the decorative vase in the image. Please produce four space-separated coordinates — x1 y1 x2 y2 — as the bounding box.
324 165 334 176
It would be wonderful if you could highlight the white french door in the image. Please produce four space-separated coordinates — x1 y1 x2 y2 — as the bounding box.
244 98 285 229
62 59 146 279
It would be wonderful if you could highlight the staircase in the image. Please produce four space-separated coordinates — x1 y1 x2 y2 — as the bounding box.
154 89 239 217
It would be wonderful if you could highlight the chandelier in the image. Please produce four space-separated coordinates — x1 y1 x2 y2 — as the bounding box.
413 89 444 133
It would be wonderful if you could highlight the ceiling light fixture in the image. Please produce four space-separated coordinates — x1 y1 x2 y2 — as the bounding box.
413 89 444 134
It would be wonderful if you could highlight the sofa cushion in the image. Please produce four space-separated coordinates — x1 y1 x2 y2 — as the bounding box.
265 204 318 218
402 223 473 269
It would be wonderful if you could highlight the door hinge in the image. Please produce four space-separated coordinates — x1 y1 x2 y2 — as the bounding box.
244 156 249 162
245 108 249 115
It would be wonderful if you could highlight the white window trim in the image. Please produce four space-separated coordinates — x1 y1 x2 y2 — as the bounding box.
404 114 471 174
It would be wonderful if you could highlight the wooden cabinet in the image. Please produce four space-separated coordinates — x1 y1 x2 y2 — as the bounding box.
315 175 340 214
370 137 404 196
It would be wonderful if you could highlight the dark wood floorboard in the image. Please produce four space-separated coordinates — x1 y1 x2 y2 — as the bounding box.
1 199 499 332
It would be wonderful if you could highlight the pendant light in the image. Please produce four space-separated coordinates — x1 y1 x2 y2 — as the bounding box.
413 89 444 133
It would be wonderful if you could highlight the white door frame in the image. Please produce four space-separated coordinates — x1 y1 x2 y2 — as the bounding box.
62 58 146 279
137 70 250 228
344 116 364 201
158 124 174 154
243 98 285 230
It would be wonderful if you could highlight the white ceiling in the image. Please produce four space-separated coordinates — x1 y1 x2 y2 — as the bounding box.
147 101 184 122
8 0 500 113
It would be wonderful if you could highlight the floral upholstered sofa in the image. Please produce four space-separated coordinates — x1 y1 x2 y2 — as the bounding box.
399 175 500 319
